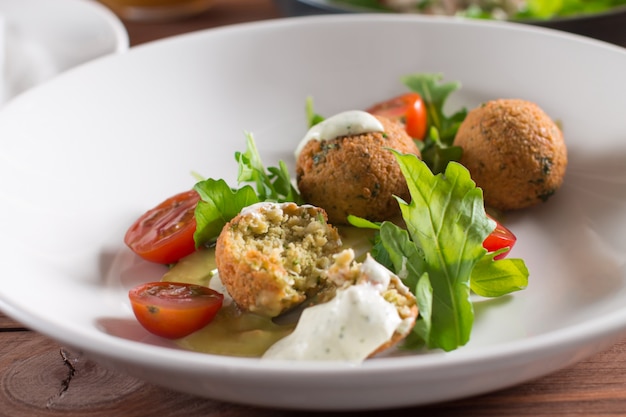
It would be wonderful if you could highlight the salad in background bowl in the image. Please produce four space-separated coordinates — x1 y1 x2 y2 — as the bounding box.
275 0 626 45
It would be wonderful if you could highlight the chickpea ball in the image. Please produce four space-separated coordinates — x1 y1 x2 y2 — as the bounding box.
455 99 567 211
296 114 421 224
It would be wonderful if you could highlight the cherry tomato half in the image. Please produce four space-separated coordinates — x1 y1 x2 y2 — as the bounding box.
129 282 223 339
367 92 428 140
124 190 200 264
483 215 517 260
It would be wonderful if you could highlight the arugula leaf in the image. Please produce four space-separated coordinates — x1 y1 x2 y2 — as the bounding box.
402 73 465 145
402 73 467 146
385 152 494 351
401 73 467 174
421 126 464 176
351 152 530 351
192 132 301 247
378 221 425 291
402 273 433 351
471 252 529 297
193 179 259 247
305 97 326 128
378 222 434 348
235 132 302 203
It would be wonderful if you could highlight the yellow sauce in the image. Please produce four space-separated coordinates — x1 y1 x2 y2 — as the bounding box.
176 303 295 357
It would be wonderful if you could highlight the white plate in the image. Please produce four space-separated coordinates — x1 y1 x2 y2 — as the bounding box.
0 14 626 411
0 0 128 105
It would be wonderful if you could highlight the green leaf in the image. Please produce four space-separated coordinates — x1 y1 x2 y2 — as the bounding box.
471 252 529 297
391 152 493 351
346 214 381 230
526 0 564 17
235 131 301 203
378 221 425 291
267 161 303 204
377 222 434 348
419 126 464 175
305 96 326 128
411 273 433 346
401 272 433 350
401 73 467 173
364 151 531 352
192 179 259 246
402 73 466 146
235 132 272 200
192 132 301 247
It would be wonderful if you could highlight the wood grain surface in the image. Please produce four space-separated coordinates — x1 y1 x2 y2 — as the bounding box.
3 309 626 416
1 1 625 415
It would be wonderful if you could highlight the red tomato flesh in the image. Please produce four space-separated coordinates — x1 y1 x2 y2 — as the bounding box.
483 215 517 260
129 282 223 339
124 190 200 264
367 92 428 140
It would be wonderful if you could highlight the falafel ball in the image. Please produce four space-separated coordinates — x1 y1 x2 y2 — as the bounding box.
296 113 421 224
215 202 342 317
455 99 567 211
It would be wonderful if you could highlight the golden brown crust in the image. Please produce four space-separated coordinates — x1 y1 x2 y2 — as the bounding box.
296 115 421 224
455 99 567 211
215 245 304 317
215 202 342 317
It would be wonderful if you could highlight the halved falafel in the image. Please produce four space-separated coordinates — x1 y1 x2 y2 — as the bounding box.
261 248 419 360
324 249 418 356
215 202 342 317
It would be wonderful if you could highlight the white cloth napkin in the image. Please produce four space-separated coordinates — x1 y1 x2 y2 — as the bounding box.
0 14 58 106
0 15 6 104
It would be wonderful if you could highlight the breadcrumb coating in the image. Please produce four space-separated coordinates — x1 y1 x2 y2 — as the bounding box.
296 115 421 224
455 99 567 211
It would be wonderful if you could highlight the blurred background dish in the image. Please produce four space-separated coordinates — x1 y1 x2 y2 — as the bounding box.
274 0 626 45
0 0 128 106
97 0 216 22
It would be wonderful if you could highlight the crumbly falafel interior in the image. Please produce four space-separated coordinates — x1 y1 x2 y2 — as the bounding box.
326 249 416 324
231 204 341 293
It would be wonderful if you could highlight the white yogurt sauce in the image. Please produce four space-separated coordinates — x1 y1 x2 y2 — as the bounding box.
208 272 233 306
294 110 384 159
239 201 283 217
360 254 393 289
262 255 403 362
239 201 316 217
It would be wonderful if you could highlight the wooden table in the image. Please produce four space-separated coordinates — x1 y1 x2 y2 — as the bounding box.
2 1 626 415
